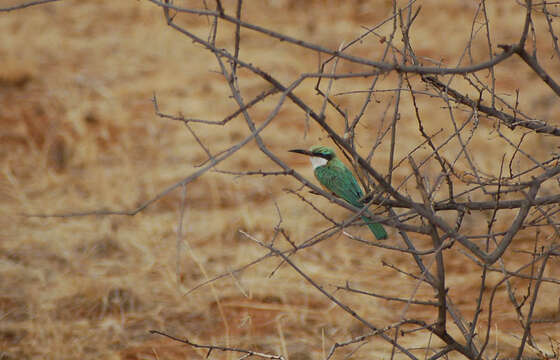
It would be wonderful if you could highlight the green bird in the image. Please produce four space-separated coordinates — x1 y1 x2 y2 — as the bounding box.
290 145 388 240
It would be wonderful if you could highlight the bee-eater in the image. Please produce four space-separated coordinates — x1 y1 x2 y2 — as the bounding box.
290 145 388 240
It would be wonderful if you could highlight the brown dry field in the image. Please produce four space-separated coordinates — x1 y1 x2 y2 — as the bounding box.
1 1 560 359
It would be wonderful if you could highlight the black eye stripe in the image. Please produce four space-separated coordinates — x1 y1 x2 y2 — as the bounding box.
313 153 332 160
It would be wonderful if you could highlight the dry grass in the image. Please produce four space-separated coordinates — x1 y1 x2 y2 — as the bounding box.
1 1 559 359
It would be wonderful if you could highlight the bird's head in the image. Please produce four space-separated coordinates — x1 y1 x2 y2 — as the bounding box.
289 145 336 169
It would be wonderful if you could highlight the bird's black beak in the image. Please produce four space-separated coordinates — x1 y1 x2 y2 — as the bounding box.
289 149 314 157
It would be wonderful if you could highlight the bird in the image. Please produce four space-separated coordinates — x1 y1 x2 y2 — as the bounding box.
290 145 388 240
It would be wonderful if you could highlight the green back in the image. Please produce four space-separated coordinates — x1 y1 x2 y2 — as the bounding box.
314 157 388 240
314 158 364 208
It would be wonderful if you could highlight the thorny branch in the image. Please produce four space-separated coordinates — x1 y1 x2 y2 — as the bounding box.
14 0 560 359
149 330 286 359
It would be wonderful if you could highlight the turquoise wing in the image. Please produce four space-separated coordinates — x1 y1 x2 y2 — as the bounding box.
314 162 388 240
314 162 364 208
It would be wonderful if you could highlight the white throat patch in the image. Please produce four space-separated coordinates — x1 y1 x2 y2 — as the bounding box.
310 156 328 169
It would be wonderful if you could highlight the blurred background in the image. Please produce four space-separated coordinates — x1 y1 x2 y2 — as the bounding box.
1 1 559 359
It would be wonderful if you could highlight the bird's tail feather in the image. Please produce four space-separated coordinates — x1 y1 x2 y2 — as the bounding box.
361 215 388 240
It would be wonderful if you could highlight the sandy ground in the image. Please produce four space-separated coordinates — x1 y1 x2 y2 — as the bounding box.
1 1 559 359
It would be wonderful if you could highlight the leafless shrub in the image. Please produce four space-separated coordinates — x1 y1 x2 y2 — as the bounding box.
11 0 560 359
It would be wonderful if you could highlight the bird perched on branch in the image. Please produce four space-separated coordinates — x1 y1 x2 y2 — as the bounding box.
290 145 388 240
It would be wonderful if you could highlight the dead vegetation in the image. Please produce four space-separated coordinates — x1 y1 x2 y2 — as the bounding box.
1 1 560 359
